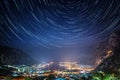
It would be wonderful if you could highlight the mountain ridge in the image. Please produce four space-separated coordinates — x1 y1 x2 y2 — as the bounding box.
95 30 120 73
0 45 37 65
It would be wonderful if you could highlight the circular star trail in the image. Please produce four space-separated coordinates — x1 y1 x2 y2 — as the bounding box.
0 0 120 48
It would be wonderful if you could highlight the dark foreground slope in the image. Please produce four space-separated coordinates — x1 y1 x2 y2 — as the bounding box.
0 46 37 65
95 30 120 73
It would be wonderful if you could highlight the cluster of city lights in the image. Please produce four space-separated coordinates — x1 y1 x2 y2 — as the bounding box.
5 61 94 77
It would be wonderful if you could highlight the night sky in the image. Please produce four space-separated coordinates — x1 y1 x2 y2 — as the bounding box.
0 0 120 64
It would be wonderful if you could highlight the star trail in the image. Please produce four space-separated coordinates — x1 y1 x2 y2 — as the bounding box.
0 0 120 63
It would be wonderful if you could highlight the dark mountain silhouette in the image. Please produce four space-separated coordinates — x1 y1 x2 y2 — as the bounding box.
0 45 37 65
95 30 120 73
